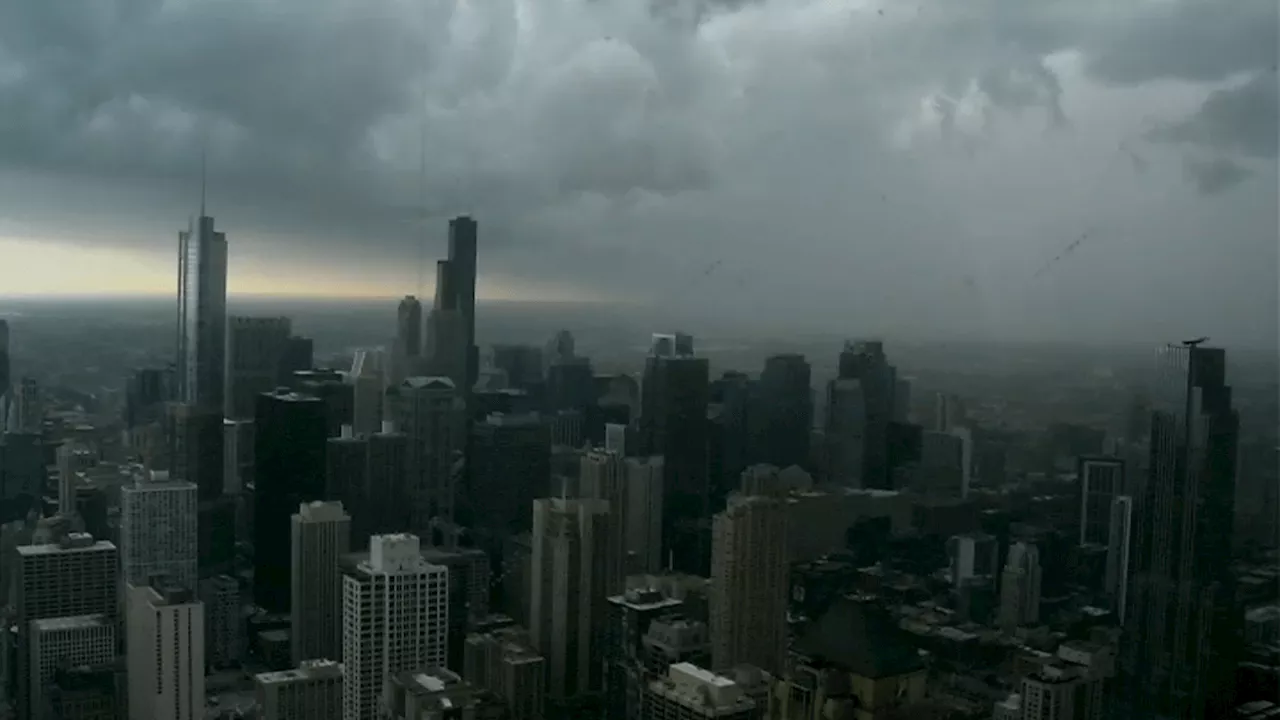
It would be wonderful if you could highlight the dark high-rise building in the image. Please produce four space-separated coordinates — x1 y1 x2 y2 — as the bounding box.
294 369 354 437
277 335 314 385
325 427 410 550
1077 456 1125 547
466 413 550 535
167 402 224 502
253 390 328 613
758 354 811 470
708 372 752 512
639 334 710 574
388 376 464 533
225 316 292 420
836 340 899 490
177 214 228 413
1118 343 1240 719
0 318 9 397
397 295 424 362
448 216 479 389
546 357 594 413
491 345 544 392
124 367 172 429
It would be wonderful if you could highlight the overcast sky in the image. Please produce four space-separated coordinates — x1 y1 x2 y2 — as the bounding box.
0 0 1275 346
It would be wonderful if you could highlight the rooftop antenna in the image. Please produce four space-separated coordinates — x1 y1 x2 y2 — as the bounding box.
199 135 208 218
416 94 428 297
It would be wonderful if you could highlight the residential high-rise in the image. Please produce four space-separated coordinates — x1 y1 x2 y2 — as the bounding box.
176 214 228 413
1077 456 1125 547
642 663 757 720
388 377 464 533
29 615 116 718
254 659 343 720
126 579 205 720
625 456 665 574
1105 495 1133 624
200 574 242 669
447 215 479 389
998 541 1042 631
1119 343 1240 719
709 493 789 675
254 390 329 613
530 497 618 706
1019 663 1105 720
291 501 350 665
638 334 710 574
225 316 292 419
120 469 198 591
341 534 449 720
758 354 811 470
16 534 117 720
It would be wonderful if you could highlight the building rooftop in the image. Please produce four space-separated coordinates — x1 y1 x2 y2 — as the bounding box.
608 588 684 612
19 536 115 556
256 659 343 684
32 614 111 632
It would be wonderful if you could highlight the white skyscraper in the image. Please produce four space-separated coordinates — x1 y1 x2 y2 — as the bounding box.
121 469 198 591
999 541 1043 631
341 534 448 720
127 580 205 720
291 501 350 665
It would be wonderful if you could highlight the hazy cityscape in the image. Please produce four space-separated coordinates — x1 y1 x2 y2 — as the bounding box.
0 0 1277 719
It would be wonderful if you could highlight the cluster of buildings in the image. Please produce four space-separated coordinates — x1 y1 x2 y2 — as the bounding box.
0 204 1269 720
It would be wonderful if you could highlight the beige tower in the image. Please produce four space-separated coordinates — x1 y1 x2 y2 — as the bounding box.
710 493 789 675
291 501 350 664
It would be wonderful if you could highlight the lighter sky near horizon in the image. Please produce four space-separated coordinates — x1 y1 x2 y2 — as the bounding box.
0 0 1275 345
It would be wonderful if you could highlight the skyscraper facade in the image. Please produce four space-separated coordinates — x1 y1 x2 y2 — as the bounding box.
389 376 464 533
1119 344 1240 719
836 340 898 490
530 497 619 705
709 493 789 675
447 216 479 388
126 580 205 720
998 541 1042 631
0 318 9 398
291 501 350 665
341 534 449 720
225 316 292 420
638 334 710 574
254 390 329 613
177 214 228 413
121 469 198 591
1077 456 1125 547
758 354 812 470
396 295 424 367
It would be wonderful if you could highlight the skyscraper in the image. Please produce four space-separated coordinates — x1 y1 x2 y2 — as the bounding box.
998 541 1042 631
424 262 469 393
530 497 618 707
341 534 449 720
466 412 550 534
126 579 205 720
254 390 329 613
836 340 898 490
14 377 41 433
225 316 292 419
1077 456 1125 547
177 214 228 412
16 534 117 720
1105 495 1133 624
638 333 710 574
291 501 350 665
709 492 789 675
447 216 479 389
349 348 386 435
325 426 410 550
120 469 198 591
0 318 9 398
1119 343 1240 719
625 456 665 574
758 354 812 470
389 376 464 533
397 295 424 365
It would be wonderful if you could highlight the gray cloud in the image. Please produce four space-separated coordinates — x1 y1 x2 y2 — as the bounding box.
1183 157 1252 196
0 0 1275 346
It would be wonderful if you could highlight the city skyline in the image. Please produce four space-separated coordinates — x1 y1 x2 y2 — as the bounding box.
0 0 1274 348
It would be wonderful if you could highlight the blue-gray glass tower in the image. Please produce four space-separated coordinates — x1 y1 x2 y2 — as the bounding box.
177 215 228 413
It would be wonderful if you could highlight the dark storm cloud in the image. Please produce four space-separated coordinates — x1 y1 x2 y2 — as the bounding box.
0 0 1275 346
1151 74 1279 159
1183 157 1252 197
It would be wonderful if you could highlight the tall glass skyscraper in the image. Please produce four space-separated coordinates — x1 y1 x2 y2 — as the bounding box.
1118 343 1240 719
177 215 228 412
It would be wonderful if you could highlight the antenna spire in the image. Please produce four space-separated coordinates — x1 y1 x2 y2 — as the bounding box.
199 139 208 218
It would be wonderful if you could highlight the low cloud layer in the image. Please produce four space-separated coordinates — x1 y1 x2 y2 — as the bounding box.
0 0 1275 346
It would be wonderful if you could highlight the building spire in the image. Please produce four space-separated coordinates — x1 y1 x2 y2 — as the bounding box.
199 139 208 218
